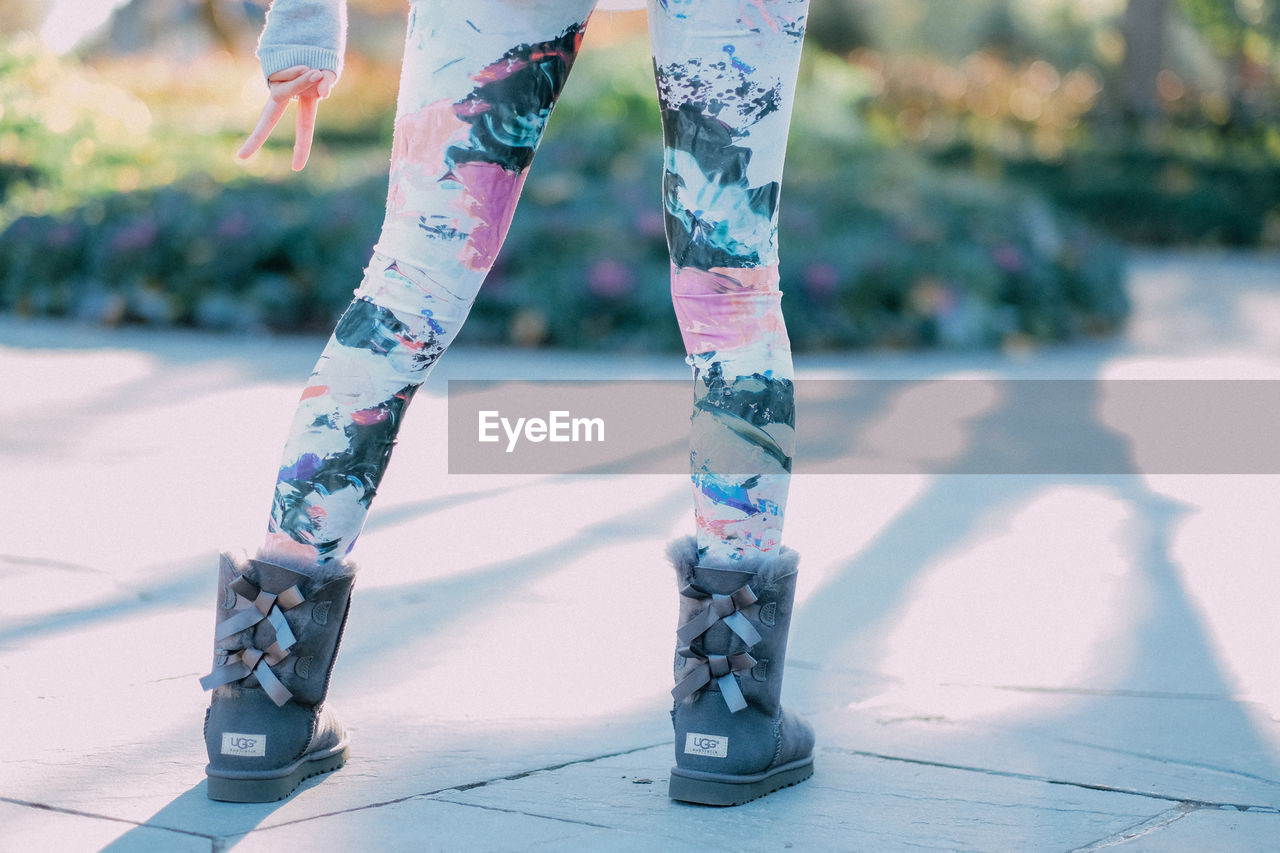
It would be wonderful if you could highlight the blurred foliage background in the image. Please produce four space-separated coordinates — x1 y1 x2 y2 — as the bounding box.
1 0 1277 350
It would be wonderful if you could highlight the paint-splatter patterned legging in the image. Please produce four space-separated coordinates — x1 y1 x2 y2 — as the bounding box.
263 0 808 570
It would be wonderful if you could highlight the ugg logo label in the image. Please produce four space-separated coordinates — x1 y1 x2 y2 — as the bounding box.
684 733 728 758
221 733 267 757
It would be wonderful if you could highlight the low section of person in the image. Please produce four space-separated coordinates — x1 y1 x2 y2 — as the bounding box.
201 0 812 806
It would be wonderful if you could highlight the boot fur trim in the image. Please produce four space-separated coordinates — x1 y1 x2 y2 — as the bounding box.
250 548 359 584
666 535 800 594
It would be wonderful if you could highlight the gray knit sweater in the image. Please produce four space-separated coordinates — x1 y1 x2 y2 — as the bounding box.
257 0 652 81
257 0 347 81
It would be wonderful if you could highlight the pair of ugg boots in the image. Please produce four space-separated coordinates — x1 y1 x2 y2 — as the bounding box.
200 537 812 805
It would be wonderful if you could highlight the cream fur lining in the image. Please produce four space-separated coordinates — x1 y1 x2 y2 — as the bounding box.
666 535 799 592
241 548 359 583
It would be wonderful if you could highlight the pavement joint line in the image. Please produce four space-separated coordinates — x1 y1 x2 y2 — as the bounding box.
1045 737 1280 787
250 740 669 834
0 795 217 841
966 683 1242 702
861 714 1280 788
1066 803 1200 852
803 780 1154 817
829 748 1280 813
428 797 613 829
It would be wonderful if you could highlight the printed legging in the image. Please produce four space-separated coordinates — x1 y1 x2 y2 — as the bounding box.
263 0 808 570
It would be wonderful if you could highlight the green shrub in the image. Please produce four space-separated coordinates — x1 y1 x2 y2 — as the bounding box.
0 175 386 330
0 145 1127 350
0 35 1128 350
932 136 1280 246
0 35 237 222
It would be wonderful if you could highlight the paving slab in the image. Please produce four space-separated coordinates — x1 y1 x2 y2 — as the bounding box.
0 801 209 853
1089 806 1280 852
441 744 1165 852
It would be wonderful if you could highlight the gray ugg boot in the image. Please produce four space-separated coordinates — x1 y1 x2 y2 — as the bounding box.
667 536 814 806
199 552 356 802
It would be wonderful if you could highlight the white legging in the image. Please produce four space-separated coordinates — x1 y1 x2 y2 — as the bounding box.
263 0 809 569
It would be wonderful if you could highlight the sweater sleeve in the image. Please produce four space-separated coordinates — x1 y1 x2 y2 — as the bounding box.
256 0 347 81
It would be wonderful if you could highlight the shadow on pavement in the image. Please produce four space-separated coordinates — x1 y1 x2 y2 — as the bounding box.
100 781 288 853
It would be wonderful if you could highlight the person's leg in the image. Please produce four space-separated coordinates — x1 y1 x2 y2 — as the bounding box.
650 0 808 568
650 0 814 806
202 0 597 803
263 0 597 569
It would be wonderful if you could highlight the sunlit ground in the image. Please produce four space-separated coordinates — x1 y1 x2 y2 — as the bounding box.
3 254 1278 718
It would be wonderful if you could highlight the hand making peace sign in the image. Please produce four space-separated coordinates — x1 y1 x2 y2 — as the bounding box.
237 65 338 171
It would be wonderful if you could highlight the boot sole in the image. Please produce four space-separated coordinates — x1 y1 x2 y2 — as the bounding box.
668 756 813 806
207 744 349 803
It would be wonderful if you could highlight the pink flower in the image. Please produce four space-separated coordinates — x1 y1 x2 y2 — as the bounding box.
636 211 666 239
45 224 78 249
803 262 840 301
216 211 253 239
587 258 634 299
111 219 157 252
993 245 1025 272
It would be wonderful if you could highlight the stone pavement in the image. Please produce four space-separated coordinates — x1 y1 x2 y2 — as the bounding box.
2 250 1279 852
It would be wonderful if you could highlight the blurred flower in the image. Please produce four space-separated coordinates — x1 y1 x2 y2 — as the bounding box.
802 261 840 301
587 258 634 299
216 211 253 240
635 210 666 239
45 223 79 248
993 245 1025 272
909 277 956 317
111 219 157 252
510 307 549 346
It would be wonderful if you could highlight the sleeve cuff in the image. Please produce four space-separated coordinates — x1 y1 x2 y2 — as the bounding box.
258 46 343 81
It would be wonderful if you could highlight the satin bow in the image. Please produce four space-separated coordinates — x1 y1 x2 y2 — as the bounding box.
676 583 762 647
671 649 758 712
199 570 306 707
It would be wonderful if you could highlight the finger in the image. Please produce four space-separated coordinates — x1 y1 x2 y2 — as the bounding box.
238 97 290 160
292 95 319 171
266 65 311 83
316 73 335 99
273 70 324 103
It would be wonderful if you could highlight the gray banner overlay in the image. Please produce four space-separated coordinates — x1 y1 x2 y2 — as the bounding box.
446 379 1280 475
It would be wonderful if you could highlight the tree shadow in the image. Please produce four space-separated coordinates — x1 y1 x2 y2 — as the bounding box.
99 782 282 853
788 353 1280 834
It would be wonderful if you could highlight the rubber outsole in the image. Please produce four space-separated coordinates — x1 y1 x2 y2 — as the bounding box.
668 757 814 806
206 746 349 803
